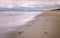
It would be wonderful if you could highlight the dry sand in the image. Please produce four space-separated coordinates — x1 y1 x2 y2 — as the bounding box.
18 10 60 38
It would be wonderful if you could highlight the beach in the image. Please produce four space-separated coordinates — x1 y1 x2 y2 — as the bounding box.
18 10 60 38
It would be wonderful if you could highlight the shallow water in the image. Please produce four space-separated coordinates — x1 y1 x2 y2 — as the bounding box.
0 11 43 38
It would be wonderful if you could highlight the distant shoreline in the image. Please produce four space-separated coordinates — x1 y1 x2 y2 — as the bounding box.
0 7 58 12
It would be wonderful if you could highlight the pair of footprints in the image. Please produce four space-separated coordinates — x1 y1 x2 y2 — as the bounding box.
18 25 48 35
18 25 31 35
18 26 48 35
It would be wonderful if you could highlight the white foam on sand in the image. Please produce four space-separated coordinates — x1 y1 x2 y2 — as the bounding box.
0 11 43 38
0 12 43 26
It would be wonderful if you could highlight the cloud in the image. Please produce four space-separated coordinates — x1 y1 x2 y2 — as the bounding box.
0 0 59 8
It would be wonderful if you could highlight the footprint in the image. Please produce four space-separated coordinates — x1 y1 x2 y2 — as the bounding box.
44 32 48 35
27 25 31 27
18 31 24 35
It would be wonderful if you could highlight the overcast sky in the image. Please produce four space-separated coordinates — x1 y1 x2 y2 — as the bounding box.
0 0 60 8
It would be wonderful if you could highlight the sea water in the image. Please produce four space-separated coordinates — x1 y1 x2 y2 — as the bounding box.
0 10 44 38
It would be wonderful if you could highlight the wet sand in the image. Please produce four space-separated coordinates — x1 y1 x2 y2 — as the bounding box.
18 10 60 38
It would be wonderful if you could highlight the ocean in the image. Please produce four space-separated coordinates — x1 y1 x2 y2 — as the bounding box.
0 10 44 38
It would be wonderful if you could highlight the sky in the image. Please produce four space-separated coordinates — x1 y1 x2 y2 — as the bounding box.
0 0 60 8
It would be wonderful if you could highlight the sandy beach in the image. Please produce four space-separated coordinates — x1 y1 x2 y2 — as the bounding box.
18 10 60 38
